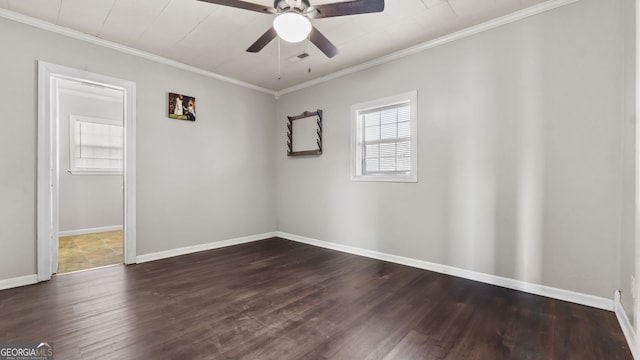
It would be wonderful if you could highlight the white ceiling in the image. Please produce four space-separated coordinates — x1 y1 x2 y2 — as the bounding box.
1 0 549 91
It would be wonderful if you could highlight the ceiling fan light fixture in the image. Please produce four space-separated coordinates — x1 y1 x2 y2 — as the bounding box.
273 12 312 43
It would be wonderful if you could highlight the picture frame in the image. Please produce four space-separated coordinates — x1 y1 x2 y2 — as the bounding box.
168 93 196 121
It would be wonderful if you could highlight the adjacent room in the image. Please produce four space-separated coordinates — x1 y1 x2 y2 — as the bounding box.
56 78 125 274
0 0 638 358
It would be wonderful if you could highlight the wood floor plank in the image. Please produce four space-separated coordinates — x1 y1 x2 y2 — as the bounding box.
0 238 632 359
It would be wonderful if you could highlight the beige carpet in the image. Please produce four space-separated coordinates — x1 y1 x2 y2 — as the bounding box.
57 230 123 274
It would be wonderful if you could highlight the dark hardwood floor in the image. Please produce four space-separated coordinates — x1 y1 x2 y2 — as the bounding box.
0 238 632 359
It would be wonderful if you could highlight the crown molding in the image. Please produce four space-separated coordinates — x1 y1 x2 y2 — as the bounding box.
0 8 276 96
274 0 581 97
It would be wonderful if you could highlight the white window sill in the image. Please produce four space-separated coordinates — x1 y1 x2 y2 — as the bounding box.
351 174 417 183
68 169 123 176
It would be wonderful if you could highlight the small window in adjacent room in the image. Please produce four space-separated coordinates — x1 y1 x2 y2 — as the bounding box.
351 91 418 182
69 115 123 175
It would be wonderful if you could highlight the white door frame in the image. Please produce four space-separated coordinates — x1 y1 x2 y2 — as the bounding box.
37 61 137 281
636 0 640 341
635 0 640 338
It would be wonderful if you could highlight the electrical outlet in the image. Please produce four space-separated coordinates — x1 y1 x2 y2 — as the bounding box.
632 276 636 299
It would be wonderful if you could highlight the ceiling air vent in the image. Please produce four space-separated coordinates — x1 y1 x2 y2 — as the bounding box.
287 52 310 63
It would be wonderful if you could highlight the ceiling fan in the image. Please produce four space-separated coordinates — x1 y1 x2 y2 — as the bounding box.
197 0 385 58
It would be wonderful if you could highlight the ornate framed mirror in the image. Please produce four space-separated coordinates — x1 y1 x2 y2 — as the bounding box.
287 109 322 156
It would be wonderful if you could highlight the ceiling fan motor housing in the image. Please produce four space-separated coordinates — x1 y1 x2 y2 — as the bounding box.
275 0 312 14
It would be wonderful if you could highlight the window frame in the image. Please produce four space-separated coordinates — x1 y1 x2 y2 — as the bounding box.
350 91 418 182
68 114 124 176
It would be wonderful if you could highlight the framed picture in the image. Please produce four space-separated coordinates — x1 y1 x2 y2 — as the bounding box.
168 93 196 121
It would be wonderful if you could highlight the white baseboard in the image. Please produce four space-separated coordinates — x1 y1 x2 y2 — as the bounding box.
276 231 614 311
59 225 123 237
0 274 38 291
615 290 639 359
136 232 277 263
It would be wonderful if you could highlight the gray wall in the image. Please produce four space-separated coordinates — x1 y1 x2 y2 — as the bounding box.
0 16 277 280
58 92 123 233
619 0 637 328
276 0 626 299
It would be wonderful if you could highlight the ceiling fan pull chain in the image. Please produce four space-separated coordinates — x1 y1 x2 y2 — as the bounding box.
307 37 311 73
278 37 282 80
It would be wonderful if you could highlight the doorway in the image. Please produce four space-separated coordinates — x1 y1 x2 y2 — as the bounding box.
37 62 137 281
56 79 125 273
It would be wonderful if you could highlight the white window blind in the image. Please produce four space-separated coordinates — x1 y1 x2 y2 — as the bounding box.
351 91 417 182
362 103 411 174
70 115 123 175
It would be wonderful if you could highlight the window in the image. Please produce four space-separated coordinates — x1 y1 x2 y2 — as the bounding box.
351 91 418 182
69 115 123 175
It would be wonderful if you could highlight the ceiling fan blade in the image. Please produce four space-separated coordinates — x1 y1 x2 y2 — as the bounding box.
309 26 338 58
197 0 276 14
247 27 278 53
309 0 384 19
